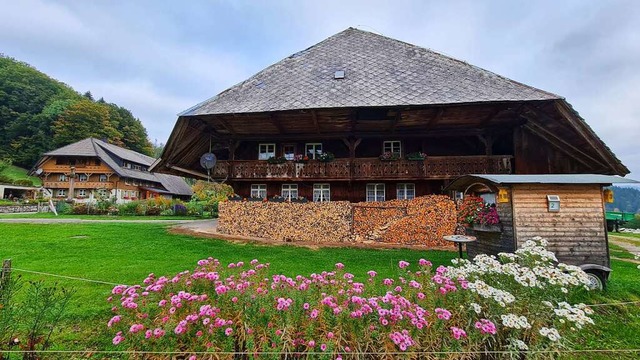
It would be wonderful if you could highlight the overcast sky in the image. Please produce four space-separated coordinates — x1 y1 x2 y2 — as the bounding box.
1 0 639 178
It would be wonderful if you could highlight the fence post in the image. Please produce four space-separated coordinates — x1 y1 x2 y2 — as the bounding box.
1 259 11 290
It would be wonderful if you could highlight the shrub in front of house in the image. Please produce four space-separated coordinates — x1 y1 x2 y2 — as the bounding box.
107 237 593 358
172 203 188 216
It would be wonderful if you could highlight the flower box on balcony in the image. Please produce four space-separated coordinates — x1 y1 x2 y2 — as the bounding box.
406 152 427 161
379 152 400 161
291 197 308 203
317 152 335 163
269 196 285 203
248 197 265 202
472 223 503 233
267 156 287 164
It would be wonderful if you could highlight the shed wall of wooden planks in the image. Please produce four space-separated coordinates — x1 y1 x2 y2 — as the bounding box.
511 184 608 266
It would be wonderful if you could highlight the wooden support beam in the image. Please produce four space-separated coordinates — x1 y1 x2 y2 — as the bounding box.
425 108 445 129
168 165 210 179
269 114 286 134
477 134 495 156
551 101 620 171
388 110 402 133
217 117 237 135
523 121 606 170
311 110 320 134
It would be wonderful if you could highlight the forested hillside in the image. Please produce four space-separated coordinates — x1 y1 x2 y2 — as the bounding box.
0 54 153 168
606 186 640 213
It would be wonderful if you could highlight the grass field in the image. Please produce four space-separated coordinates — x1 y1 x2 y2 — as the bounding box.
0 164 42 186
1 223 639 356
0 212 199 220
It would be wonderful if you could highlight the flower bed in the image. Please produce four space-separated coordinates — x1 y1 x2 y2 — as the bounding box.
107 237 594 358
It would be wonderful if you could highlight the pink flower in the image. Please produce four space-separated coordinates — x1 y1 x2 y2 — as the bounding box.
225 327 233 336
451 326 467 340
419 258 432 267
188 356 197 360
107 315 121 328
112 332 124 345
320 343 327 351
308 340 316 347
327 332 334 339
435 308 451 320
335 263 345 270
367 270 377 277
398 261 410 269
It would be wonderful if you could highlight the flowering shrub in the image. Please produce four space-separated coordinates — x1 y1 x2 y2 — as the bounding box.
107 237 593 358
378 151 400 161
317 152 335 162
405 152 427 160
457 196 500 226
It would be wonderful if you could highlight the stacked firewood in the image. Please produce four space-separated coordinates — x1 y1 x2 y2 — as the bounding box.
218 196 456 247
218 201 353 243
353 196 456 246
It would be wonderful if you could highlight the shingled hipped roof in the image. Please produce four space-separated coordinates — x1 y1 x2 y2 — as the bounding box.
41 138 192 196
182 28 560 116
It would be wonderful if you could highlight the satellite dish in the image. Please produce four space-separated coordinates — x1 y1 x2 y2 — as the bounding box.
200 153 217 170
35 168 43 175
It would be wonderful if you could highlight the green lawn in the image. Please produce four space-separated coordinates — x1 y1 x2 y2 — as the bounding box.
0 212 199 220
1 223 639 356
0 164 41 186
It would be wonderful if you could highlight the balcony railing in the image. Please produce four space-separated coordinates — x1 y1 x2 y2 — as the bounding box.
44 181 115 189
210 156 513 181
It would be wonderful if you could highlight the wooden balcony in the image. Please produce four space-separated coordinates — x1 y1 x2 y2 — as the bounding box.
211 156 513 181
44 181 115 189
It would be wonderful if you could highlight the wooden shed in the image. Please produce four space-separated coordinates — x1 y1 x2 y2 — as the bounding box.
445 174 638 288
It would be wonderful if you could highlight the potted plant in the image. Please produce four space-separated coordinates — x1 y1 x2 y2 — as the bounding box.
293 154 309 164
406 151 427 161
379 151 400 161
269 195 285 203
227 194 242 201
267 156 287 164
473 204 502 232
317 152 335 163
248 196 264 202
291 196 308 203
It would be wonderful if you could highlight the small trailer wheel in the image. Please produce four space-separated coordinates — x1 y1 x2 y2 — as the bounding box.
584 270 606 291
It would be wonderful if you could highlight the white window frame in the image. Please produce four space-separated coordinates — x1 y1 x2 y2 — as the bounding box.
281 184 298 200
282 144 296 161
305 143 323 159
99 174 107 182
258 143 276 160
78 174 88 182
58 174 67 182
77 189 86 197
396 183 415 200
383 141 402 157
250 184 267 199
124 178 131 185
366 183 386 202
313 183 330 202
56 189 66 197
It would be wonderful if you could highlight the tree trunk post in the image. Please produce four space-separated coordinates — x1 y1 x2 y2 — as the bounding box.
1 259 11 290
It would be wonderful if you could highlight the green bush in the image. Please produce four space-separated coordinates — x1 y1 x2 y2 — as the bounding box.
72 203 88 215
118 201 139 216
0 175 12 184
0 158 11 173
145 206 163 216
160 209 174 216
186 202 204 217
55 201 72 215
12 179 33 186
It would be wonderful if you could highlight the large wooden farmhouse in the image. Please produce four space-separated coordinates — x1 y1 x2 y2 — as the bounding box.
152 28 628 202
32 138 192 203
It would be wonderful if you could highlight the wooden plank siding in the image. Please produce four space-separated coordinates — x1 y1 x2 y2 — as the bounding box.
511 184 608 267
467 201 516 258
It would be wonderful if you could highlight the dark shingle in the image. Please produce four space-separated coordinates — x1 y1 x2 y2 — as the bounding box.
182 28 559 116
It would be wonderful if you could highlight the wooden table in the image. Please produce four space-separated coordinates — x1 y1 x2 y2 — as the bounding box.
443 235 477 258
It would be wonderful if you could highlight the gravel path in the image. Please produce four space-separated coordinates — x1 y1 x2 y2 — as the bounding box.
609 234 640 255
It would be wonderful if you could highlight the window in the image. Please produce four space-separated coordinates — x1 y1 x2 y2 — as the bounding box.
258 144 276 160
281 184 298 200
78 174 88 182
366 183 386 202
77 189 86 197
125 178 131 185
313 183 330 202
250 184 267 199
133 164 141 171
305 143 323 159
123 162 132 169
383 141 402 157
56 189 66 197
58 174 67 182
283 144 296 161
397 183 415 200
97 189 109 198
133 179 139 186
99 174 107 182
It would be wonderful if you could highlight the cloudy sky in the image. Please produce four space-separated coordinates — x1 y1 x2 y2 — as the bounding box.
1 0 639 178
